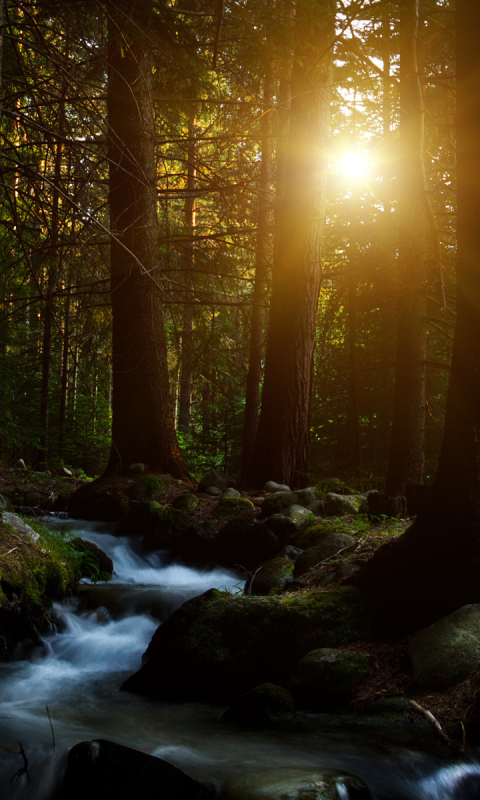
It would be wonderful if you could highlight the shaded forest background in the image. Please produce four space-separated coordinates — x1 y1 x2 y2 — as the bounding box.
0 0 455 486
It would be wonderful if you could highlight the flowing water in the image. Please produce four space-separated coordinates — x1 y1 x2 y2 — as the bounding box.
0 518 479 799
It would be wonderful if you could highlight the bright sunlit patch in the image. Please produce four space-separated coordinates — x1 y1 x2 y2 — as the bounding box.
340 151 369 181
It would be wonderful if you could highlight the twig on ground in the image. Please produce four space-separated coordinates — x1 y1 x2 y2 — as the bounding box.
408 700 464 753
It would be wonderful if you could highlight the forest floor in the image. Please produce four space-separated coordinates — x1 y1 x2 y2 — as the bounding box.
0 464 478 743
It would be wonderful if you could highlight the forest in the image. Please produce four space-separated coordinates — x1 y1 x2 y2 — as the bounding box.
0 0 458 493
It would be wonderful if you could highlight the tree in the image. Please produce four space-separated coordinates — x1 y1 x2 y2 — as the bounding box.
104 1 189 478
248 0 335 489
350 0 480 631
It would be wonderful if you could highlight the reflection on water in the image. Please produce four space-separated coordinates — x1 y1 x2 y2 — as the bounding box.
0 518 479 799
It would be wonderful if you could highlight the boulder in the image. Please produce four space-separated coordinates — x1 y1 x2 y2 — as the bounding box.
289 647 370 711
295 487 319 507
283 504 310 529
121 587 373 701
13 458 26 469
245 557 294 596
126 475 164 501
198 470 235 493
325 493 362 516
277 545 303 562
214 520 280 568
263 514 297 543
61 739 210 800
70 537 113 577
264 481 290 493
204 486 222 497
172 521 217 562
1 511 39 542
114 501 168 538
319 479 356 496
307 500 326 517
217 496 255 515
222 682 295 727
222 488 241 498
57 466 73 477
293 534 355 577
171 493 199 511
408 604 480 689
290 522 331 550
128 462 145 473
221 768 371 800
261 492 299 517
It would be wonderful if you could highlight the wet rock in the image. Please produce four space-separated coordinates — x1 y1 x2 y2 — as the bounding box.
62 739 210 800
221 767 371 800
264 481 290 493
245 557 294 596
198 470 235 493
222 682 295 727
122 587 373 702
293 534 355 577
289 647 370 711
409 604 480 689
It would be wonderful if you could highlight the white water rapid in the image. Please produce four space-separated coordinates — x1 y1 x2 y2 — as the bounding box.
0 518 479 800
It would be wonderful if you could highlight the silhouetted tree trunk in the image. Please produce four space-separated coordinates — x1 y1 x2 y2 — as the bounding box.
105 2 188 478
385 0 428 496
350 0 480 631
248 0 334 488
241 70 273 481
178 113 196 433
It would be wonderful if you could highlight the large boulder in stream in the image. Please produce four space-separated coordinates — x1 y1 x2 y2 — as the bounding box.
62 739 210 800
121 587 373 702
221 767 371 800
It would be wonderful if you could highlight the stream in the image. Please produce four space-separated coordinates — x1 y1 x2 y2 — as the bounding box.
1 518 480 799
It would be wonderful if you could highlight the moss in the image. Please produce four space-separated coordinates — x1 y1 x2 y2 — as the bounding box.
319 478 356 496
290 521 332 549
171 493 199 511
126 475 164 501
0 518 78 652
217 497 254 515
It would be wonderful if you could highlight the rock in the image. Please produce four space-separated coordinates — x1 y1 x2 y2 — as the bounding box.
13 458 26 469
222 682 295 727
277 545 304 562
114 501 167 538
198 470 235 493
293 534 355 577
283 504 310 529
61 739 210 800
172 521 217 562
126 475 164 501
290 522 331 550
261 491 299 517
263 514 297 543
319 479 356 496
57 466 73 477
333 563 360 581
214 520 280 568
289 648 370 711
142 520 179 552
221 768 371 800
367 492 406 519
1 511 39 542
222 488 241 498
325 493 362 516
295 488 319 507
408 604 480 689
128 462 145 473
264 481 290 493
67 480 130 522
171 493 199 511
121 587 373 701
307 500 326 516
0 494 11 512
70 537 113 577
245 557 294 596
204 485 222 496
217 496 255 515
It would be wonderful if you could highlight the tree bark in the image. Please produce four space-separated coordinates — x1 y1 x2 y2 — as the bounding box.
105 2 188 478
349 0 480 631
178 114 196 433
248 0 334 489
384 0 428 496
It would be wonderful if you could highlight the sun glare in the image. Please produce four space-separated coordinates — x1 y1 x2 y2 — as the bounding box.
340 151 369 181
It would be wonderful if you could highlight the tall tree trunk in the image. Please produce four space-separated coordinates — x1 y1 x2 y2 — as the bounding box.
178 113 196 433
346 195 362 485
105 3 188 478
248 0 334 489
240 71 273 481
349 0 480 631
384 0 428 496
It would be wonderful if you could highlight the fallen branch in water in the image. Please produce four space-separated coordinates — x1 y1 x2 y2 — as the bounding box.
46 705 56 751
408 700 464 754
10 741 31 786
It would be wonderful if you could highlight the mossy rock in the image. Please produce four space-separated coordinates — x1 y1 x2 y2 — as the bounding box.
115 501 167 538
221 768 372 800
246 558 294 596
293 534 355 578
126 475 164 501
319 479 357 496
261 492 298 517
289 647 370 711
290 522 332 550
171 493 199 511
217 496 254 515
0 520 78 653
122 587 373 701
222 682 295 727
